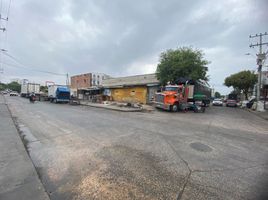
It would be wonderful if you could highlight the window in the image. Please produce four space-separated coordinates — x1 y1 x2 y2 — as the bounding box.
165 87 178 91
84 79 86 83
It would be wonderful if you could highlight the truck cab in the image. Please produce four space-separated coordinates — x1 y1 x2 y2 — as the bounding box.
155 85 188 112
48 85 70 103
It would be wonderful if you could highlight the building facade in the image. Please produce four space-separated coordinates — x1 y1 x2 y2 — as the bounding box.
71 73 92 89
91 73 110 86
102 73 160 104
70 72 110 99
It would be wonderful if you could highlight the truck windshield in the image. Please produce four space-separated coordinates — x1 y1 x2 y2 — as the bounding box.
165 87 178 91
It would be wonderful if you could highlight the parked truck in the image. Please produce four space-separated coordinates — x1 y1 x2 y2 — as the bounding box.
48 85 70 103
154 79 211 112
20 83 40 98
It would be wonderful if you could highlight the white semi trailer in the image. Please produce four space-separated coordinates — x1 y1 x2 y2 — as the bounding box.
20 83 40 97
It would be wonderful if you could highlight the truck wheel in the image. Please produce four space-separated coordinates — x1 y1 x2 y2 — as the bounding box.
170 104 178 112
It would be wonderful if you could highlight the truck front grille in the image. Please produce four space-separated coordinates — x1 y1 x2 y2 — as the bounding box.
155 94 164 103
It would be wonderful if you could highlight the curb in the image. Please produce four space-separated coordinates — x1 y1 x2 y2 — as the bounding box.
2 95 51 200
80 103 143 112
246 108 268 121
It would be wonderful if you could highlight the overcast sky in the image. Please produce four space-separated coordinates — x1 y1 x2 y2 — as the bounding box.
0 0 267 94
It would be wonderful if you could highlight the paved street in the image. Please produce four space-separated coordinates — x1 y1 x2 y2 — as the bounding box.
5 96 268 200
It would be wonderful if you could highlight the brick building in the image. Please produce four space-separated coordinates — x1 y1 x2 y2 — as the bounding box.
70 72 110 98
71 73 92 89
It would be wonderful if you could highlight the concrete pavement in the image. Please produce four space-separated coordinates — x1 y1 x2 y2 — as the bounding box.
0 95 49 200
79 100 143 112
247 108 268 120
5 96 268 200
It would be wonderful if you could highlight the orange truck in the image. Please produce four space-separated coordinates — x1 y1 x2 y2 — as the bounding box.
154 84 190 112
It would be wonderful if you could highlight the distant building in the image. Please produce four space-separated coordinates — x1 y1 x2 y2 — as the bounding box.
70 72 110 98
91 73 110 87
102 73 160 104
71 73 92 89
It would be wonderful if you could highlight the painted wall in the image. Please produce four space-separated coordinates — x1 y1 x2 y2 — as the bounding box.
111 86 147 104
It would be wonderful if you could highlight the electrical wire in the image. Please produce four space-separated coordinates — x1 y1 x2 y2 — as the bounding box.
1 60 67 76
2 52 66 76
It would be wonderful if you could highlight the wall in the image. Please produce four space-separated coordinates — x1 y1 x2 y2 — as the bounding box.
70 73 91 89
111 86 147 104
147 86 159 104
91 73 109 86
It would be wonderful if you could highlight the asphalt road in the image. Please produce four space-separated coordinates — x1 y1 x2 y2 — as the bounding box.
5 96 268 200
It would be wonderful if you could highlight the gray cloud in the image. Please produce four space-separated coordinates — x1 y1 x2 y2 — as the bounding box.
1 0 267 94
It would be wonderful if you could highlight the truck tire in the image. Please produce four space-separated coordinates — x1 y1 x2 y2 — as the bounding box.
170 104 178 112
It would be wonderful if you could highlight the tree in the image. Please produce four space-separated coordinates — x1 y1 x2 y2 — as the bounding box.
40 86 48 93
214 91 221 98
224 70 257 100
0 83 7 91
7 81 21 92
156 47 210 85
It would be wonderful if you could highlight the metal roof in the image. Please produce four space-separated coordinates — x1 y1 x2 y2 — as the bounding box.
102 73 159 88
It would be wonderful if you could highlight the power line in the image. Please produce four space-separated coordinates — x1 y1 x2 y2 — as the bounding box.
1 52 67 76
1 60 67 76
249 32 268 111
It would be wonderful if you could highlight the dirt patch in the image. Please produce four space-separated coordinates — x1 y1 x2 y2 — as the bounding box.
71 145 185 200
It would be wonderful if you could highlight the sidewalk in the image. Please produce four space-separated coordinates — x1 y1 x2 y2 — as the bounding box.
247 109 268 121
0 95 49 200
80 101 143 112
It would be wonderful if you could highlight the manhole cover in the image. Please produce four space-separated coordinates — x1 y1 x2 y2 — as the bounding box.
190 142 212 152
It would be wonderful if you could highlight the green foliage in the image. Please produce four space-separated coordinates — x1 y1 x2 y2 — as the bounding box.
7 81 21 92
214 91 221 98
0 83 7 91
224 70 257 100
40 86 48 93
156 47 210 85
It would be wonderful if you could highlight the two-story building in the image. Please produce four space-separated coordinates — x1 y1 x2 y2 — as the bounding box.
70 72 110 100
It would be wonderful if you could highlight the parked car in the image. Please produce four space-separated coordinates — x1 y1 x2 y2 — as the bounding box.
1 90 8 95
9 91 19 96
212 98 223 106
226 99 237 107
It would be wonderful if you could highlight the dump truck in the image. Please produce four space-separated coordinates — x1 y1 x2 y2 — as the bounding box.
154 79 211 112
48 85 70 103
20 83 40 98
186 79 211 106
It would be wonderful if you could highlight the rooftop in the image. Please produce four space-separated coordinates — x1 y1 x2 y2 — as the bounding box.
102 73 159 87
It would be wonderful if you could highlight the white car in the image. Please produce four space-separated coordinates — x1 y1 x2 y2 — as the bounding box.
9 91 19 96
212 98 223 106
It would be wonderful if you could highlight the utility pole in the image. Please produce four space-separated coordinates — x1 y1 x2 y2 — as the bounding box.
249 32 268 111
66 73 70 86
